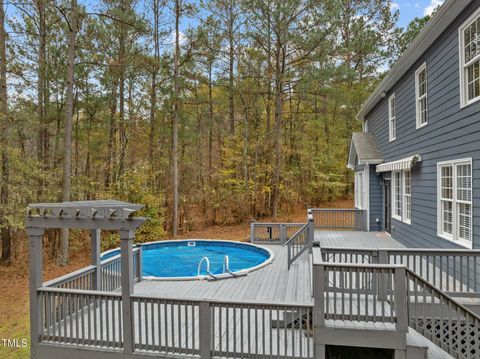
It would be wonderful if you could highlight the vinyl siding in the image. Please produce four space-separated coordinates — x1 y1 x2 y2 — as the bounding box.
365 0 480 249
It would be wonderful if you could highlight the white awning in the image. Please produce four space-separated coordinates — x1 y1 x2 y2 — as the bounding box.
376 155 422 173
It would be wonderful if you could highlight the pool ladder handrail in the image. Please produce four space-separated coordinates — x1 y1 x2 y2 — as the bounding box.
197 256 218 280
223 255 238 277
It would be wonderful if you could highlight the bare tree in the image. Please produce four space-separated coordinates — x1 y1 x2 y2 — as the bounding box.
0 0 11 265
171 0 181 236
58 0 80 266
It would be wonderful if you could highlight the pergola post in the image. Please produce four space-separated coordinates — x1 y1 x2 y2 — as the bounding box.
120 229 135 354
91 229 101 290
27 226 45 359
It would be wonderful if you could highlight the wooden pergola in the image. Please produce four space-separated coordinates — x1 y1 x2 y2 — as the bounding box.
26 200 147 358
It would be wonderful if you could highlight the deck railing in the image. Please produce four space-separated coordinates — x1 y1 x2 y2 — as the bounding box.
322 247 480 296
312 246 480 358
406 269 480 358
37 285 315 359
284 221 313 269
44 246 142 292
309 208 367 231
38 287 123 349
250 222 306 245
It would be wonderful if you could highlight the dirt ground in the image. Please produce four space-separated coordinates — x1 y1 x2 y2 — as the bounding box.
0 199 352 358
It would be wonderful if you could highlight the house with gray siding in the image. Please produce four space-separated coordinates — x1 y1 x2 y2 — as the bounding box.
349 0 480 250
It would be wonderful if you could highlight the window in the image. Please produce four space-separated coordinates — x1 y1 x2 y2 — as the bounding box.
415 63 428 128
388 94 396 141
460 8 480 107
403 170 412 224
392 171 402 220
392 170 412 224
438 159 472 247
355 172 364 209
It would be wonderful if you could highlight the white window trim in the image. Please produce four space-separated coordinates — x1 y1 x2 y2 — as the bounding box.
388 94 396 142
437 158 473 249
403 170 412 225
355 171 363 209
415 62 428 129
459 7 480 108
391 171 402 221
354 167 371 231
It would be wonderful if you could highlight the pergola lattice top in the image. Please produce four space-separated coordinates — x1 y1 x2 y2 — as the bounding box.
26 200 146 230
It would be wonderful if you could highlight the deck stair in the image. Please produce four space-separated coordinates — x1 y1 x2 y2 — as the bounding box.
317 245 480 359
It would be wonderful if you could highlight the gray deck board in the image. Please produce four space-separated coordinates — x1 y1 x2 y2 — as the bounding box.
134 245 313 305
315 230 405 249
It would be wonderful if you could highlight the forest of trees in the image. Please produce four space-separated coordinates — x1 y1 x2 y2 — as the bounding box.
0 0 429 266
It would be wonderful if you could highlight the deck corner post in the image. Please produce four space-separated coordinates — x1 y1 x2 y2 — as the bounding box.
199 301 212 359
280 223 287 244
26 226 45 359
91 229 101 290
137 244 143 282
119 229 136 354
313 262 326 359
308 217 315 246
393 266 408 333
250 221 255 243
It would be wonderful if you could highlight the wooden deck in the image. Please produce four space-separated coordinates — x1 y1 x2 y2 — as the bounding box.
134 244 313 305
315 230 405 249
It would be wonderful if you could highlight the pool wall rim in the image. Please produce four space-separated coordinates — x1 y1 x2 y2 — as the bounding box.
100 238 275 281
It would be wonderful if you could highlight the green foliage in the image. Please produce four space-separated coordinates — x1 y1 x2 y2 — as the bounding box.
106 163 167 243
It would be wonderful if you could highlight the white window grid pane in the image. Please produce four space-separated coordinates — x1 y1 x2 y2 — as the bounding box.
441 166 453 199
395 172 402 217
389 96 396 140
418 69 427 97
419 97 427 125
466 60 480 101
457 164 472 202
464 19 480 63
404 171 411 221
458 203 472 242
442 200 453 235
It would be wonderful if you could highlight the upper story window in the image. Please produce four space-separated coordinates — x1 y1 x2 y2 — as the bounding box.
415 63 428 128
437 158 472 248
388 94 396 142
460 9 480 107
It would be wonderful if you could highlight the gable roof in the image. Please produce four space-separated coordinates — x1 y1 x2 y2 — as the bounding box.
357 0 472 121
347 133 383 169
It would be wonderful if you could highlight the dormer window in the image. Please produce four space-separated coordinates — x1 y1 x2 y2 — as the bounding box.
388 94 396 142
460 9 480 107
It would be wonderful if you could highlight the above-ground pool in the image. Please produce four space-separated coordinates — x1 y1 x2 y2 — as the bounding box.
101 240 274 280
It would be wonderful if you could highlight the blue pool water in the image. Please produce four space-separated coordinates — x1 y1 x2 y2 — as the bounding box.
102 240 272 279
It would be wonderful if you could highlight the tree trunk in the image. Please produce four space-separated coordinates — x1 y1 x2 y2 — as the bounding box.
105 82 118 189
0 0 11 265
227 0 235 134
149 0 160 169
118 0 127 181
171 0 181 236
272 36 284 219
58 0 79 266
37 0 47 199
